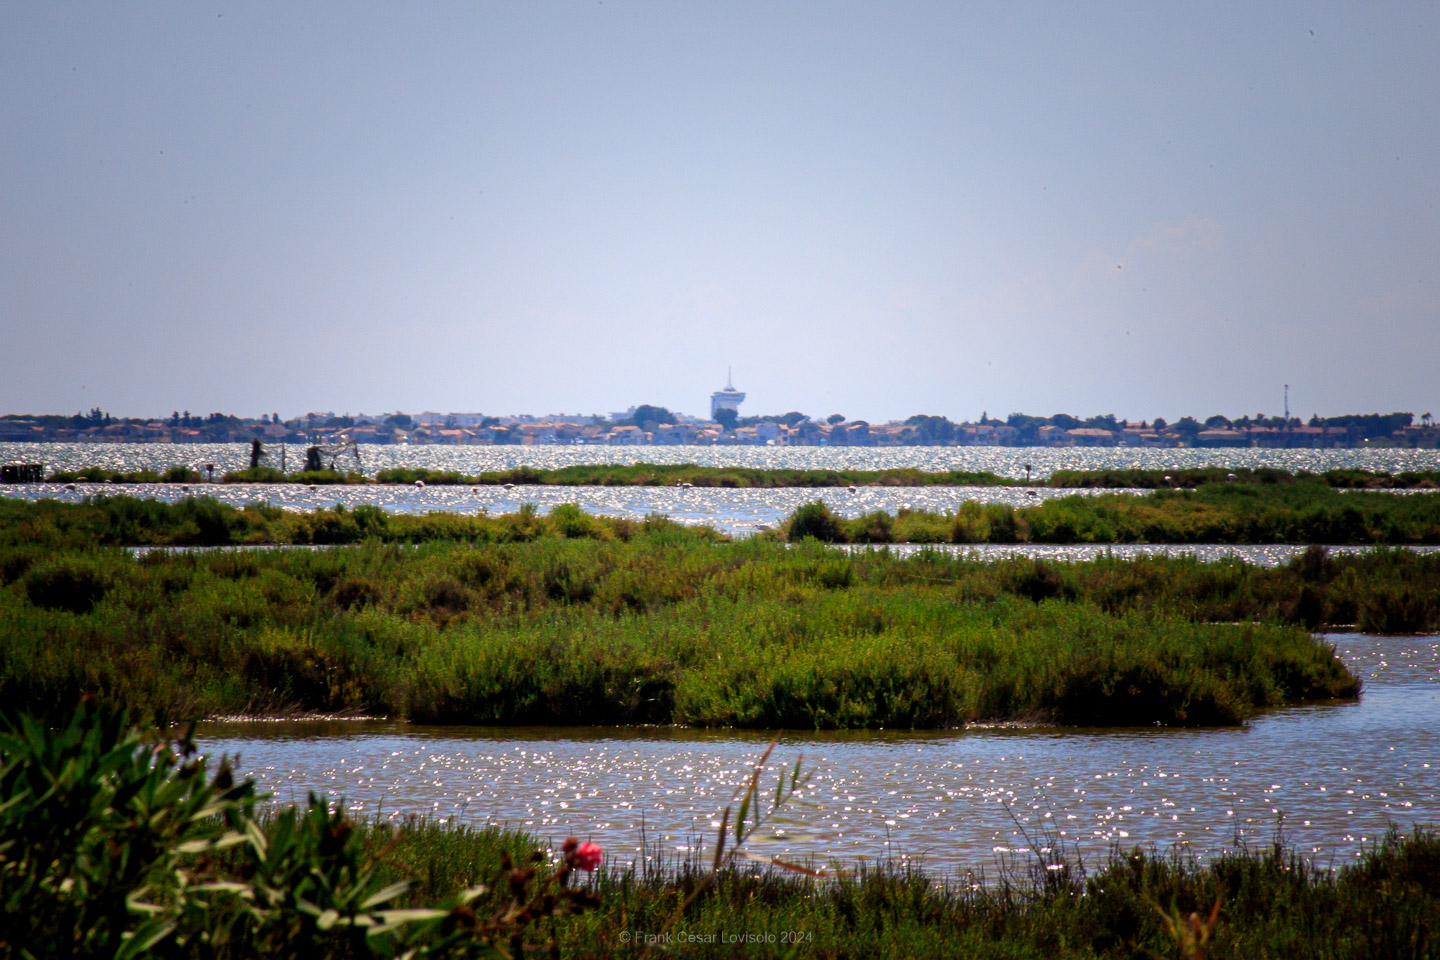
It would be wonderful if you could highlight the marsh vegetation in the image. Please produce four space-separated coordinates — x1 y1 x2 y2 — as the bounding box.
5 702 1437 959
3 498 1403 728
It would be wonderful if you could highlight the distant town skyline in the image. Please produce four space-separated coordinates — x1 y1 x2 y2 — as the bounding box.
3 5 1437 421
4 400 1430 451
2 368 1431 428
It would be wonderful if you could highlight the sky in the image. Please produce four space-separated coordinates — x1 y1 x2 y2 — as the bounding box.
2 3 1438 424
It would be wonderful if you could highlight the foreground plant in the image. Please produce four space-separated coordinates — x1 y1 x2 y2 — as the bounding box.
1152 894 1223 960
0 700 599 958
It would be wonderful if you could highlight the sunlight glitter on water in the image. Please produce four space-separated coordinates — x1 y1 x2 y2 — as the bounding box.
201 635 1440 872
0 481 1134 538
7 442 1437 539
5 441 1440 481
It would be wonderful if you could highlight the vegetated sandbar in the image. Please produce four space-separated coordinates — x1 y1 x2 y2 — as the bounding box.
778 482 1440 546
10 471 1440 549
3 494 1388 729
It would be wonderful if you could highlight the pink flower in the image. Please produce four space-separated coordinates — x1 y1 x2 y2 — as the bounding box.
574 841 602 872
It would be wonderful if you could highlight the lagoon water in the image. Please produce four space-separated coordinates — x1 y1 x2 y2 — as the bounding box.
4 442 1439 537
5 441 1440 481
199 634 1440 874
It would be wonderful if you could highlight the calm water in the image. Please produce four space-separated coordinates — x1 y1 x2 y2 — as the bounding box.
5 481 1135 537
6 442 1437 537
5 446 1434 538
199 634 1439 873
6 441 1440 481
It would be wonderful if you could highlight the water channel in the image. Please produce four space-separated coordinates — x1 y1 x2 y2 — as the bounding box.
199 633 1439 875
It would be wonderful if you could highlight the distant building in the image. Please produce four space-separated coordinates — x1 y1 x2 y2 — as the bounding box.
1195 428 1249 448
1067 427 1115 447
710 369 746 419
608 425 647 445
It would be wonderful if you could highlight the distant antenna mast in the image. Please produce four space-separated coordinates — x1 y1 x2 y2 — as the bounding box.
727 366 734 390
1284 384 1290 423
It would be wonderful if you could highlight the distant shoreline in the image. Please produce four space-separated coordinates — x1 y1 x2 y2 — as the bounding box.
21 463 1440 489
3 408 1435 449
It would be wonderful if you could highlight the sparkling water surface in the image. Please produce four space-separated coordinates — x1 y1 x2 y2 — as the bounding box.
2 481 1134 537
200 634 1440 873
6 441 1440 481
5 443 1438 538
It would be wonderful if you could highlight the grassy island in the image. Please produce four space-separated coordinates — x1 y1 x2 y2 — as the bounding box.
780 482 1440 546
12 474 1440 551
1 497 1405 729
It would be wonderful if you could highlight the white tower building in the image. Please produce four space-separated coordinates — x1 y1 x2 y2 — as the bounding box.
710 368 746 419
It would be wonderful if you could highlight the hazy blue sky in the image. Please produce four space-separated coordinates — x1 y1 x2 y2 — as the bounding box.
3 3 1437 423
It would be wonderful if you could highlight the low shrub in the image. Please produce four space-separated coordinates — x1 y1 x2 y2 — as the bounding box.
23 557 109 613
788 501 847 543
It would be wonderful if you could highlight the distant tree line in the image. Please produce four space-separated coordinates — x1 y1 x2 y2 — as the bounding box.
1 407 1431 447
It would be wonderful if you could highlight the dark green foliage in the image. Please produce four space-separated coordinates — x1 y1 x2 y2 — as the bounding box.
624 404 675 427
331 576 383 610
0 496 720 551
23 557 109 613
0 530 1372 728
0 700 252 957
1356 583 1439 633
9 498 1434 732
788 501 848 542
1003 558 1071 603
375 463 1018 488
221 466 288 483
803 482 1440 545
1048 466 1440 490
161 465 203 483
0 702 598 958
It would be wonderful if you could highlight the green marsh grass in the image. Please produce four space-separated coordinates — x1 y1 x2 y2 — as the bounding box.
0 529 1372 728
0 495 718 550
783 482 1440 545
374 463 1018 488
1046 466 1440 489
7 479 1439 556
539 825 1440 958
